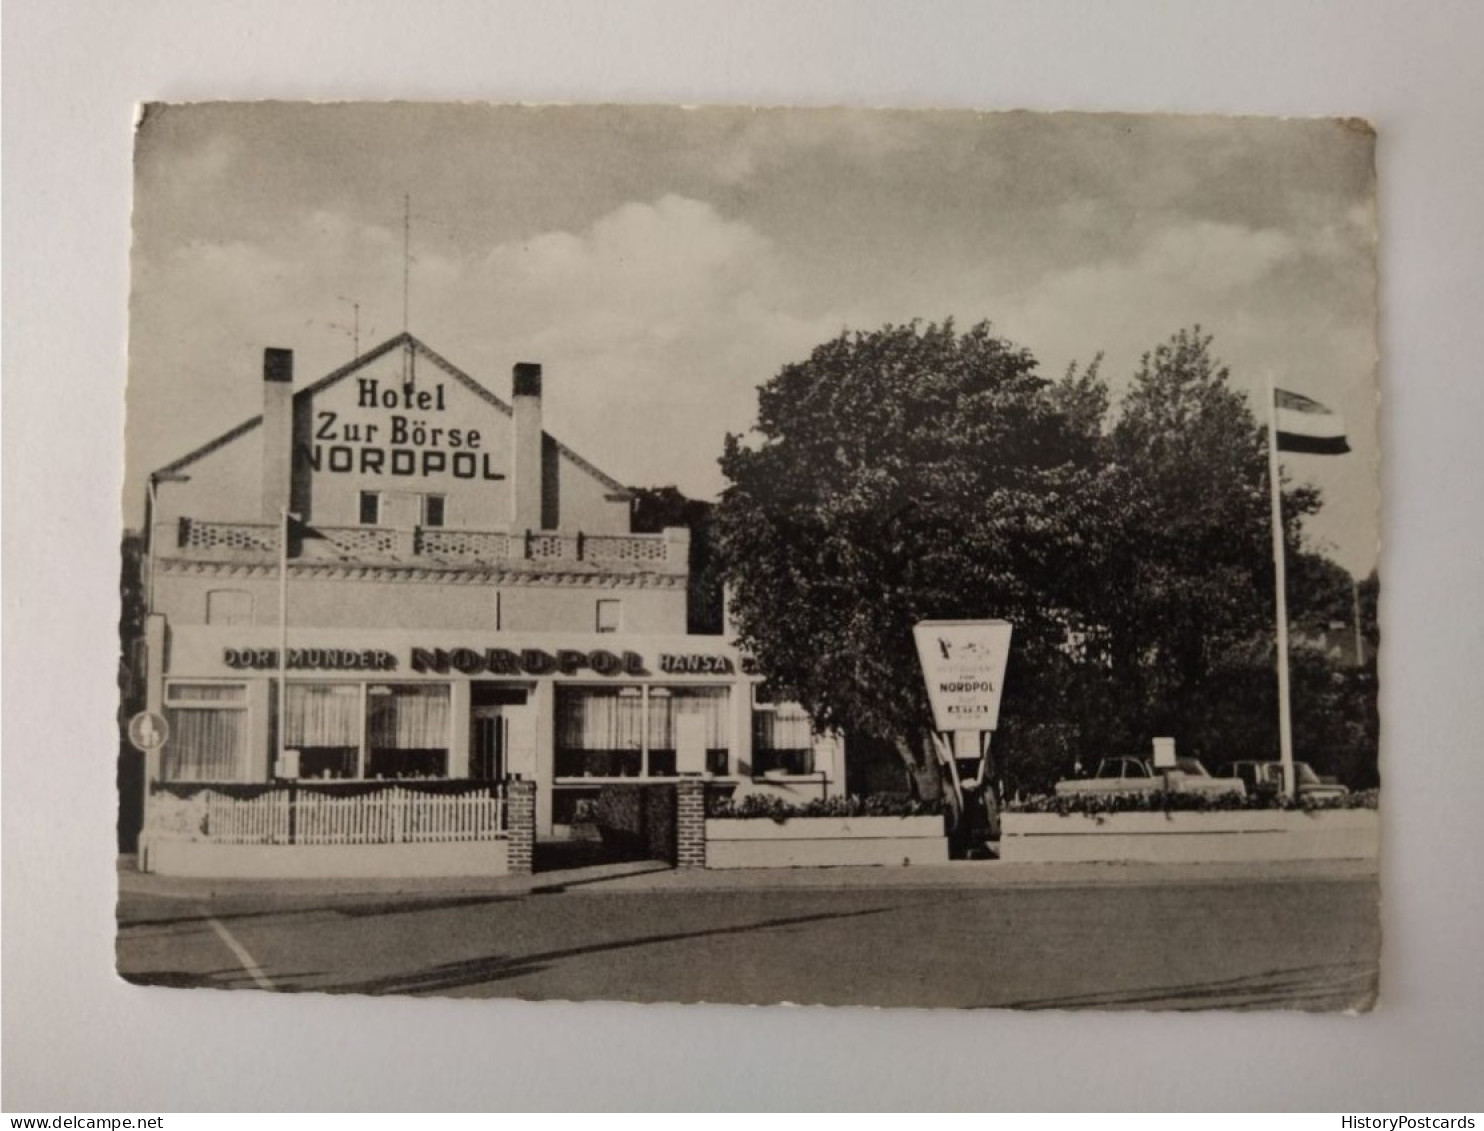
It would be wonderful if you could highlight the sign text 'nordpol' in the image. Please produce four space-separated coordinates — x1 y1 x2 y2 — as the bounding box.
412 647 647 677
912 620 1014 733
296 377 505 481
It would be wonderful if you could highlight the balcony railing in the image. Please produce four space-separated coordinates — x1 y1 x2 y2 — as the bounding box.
171 517 686 572
146 781 508 846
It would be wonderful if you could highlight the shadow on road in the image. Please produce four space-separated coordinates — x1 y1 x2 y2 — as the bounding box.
316 904 894 998
997 959 1378 1012
119 965 322 991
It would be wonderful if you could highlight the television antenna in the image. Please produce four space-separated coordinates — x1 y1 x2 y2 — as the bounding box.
329 297 369 360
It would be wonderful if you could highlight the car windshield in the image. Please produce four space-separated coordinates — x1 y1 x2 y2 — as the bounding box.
1096 759 1148 779
1174 757 1210 776
1295 763 1322 785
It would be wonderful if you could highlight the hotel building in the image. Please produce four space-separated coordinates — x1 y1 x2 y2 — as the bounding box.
134 335 843 874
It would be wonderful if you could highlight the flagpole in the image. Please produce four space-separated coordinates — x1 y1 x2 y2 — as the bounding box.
1266 375 1297 800
278 508 292 776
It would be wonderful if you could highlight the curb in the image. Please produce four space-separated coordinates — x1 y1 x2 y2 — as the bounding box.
117 854 1377 904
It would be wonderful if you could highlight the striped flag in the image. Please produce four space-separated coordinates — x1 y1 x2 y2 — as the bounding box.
1275 389 1350 454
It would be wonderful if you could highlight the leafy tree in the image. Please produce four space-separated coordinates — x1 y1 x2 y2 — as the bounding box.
629 486 724 635
717 319 1377 804
716 319 1099 795
118 530 147 852
118 530 147 726
1084 329 1323 750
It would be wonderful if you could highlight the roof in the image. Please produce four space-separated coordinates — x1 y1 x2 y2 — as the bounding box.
153 332 632 497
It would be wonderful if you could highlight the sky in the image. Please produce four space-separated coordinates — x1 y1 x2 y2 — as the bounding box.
126 103 1380 575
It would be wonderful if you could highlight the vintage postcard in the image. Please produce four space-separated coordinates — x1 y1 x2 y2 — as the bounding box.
118 103 1379 1009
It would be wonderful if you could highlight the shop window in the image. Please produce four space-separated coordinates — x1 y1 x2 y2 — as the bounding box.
205 589 254 626
556 686 644 778
596 599 621 634
423 494 446 528
648 687 731 777
366 683 451 779
752 700 815 776
163 682 248 781
555 686 732 779
279 682 452 780
283 683 361 780
359 490 380 526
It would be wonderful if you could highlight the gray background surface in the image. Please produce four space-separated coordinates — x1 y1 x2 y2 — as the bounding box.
5 0 1483 1112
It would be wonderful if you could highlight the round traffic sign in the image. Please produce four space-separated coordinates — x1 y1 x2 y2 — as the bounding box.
127 711 170 752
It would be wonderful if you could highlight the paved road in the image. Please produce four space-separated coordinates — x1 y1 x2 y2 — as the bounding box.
116 865 1379 1010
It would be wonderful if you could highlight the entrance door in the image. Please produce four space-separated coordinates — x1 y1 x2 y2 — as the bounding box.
470 707 506 781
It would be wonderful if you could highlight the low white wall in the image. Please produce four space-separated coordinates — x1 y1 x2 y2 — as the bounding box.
998 809 1379 864
141 836 511 879
704 815 947 868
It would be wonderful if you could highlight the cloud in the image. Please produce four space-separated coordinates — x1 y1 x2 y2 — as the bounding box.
127 195 850 507
704 110 919 185
987 220 1302 382
459 195 847 495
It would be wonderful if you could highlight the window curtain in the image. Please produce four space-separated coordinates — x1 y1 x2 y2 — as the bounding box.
558 689 644 751
753 705 812 751
649 688 730 750
162 708 246 781
285 684 361 747
368 685 450 749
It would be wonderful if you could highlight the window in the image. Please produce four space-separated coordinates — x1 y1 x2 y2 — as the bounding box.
283 683 361 780
751 701 815 776
279 681 452 780
205 589 253 626
648 687 731 776
596 598 621 634
366 683 451 778
555 685 730 778
363 490 445 528
556 686 644 778
163 682 248 781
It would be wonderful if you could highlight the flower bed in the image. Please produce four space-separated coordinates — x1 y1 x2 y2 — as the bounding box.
1006 788 1379 817
704 794 947 868
706 792 944 821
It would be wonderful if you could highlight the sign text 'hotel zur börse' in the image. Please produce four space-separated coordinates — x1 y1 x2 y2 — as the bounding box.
298 378 504 481
222 646 739 678
913 620 1014 733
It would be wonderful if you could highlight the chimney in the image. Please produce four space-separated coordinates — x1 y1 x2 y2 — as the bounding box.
511 362 543 531
261 348 294 521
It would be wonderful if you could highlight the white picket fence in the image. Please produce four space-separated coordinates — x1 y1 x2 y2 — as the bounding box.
198 786 508 846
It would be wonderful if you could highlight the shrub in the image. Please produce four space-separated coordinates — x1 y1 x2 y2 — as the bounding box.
706 792 945 822
1004 788 1379 816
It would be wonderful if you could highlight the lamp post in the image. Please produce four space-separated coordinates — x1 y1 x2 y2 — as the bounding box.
138 470 188 867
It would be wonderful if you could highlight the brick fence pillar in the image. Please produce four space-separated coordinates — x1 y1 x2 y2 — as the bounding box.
506 779 537 876
675 778 707 870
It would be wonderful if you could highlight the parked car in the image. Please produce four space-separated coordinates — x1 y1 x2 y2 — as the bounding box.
1221 760 1349 801
1053 756 1246 798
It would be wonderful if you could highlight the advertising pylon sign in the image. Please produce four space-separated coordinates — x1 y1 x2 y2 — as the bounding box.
913 619 1014 734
